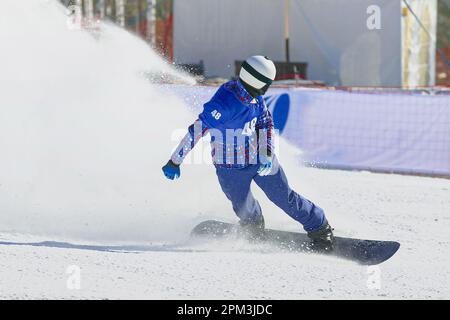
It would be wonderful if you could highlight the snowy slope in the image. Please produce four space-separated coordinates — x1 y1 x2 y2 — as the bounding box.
1 167 450 299
0 0 449 299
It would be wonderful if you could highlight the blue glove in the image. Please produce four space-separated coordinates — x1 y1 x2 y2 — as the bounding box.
257 156 279 176
162 160 180 180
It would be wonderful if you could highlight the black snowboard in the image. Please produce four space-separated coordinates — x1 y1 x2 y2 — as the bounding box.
191 220 400 265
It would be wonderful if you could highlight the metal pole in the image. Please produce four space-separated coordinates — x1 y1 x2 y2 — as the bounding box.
147 0 156 46
116 0 125 27
284 0 290 62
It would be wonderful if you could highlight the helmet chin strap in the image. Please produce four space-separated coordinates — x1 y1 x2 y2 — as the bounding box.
240 79 270 98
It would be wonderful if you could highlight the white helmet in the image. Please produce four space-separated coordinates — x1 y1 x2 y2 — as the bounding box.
239 56 276 95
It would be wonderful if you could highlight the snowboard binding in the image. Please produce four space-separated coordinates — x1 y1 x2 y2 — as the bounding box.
239 215 266 241
307 219 335 252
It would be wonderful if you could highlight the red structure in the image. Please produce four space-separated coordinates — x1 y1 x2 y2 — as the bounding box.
436 47 450 86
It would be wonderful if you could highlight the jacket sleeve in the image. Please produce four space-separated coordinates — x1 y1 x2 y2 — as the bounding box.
256 100 274 157
198 99 229 130
170 119 209 165
170 98 229 165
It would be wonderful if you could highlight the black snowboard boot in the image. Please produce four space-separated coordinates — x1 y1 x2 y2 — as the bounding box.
307 219 335 252
239 215 265 241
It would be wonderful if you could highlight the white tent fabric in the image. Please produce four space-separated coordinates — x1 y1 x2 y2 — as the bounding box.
289 0 402 86
173 0 436 86
173 0 285 78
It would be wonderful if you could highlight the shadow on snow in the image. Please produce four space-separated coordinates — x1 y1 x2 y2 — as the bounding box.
0 240 204 254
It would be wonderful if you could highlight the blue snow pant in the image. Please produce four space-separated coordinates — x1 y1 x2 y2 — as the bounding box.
216 161 325 232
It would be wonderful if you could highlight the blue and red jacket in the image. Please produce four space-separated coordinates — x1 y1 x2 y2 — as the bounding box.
171 80 274 169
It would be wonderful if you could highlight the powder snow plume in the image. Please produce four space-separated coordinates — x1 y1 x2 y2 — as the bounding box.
0 0 228 243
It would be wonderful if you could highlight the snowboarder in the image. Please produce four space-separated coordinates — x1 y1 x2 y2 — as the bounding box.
162 56 334 250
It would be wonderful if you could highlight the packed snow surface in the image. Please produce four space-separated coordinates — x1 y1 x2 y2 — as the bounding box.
0 0 449 299
1 168 450 299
